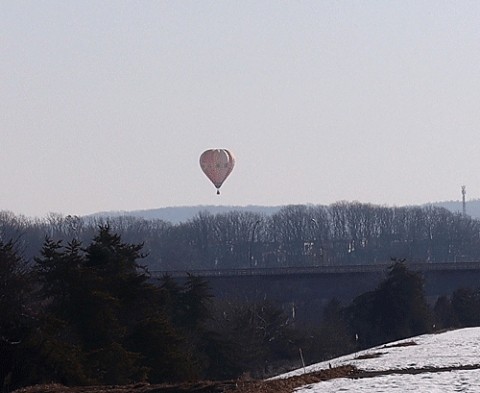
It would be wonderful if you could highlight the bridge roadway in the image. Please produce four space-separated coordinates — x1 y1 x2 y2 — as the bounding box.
150 262 480 324
150 261 480 278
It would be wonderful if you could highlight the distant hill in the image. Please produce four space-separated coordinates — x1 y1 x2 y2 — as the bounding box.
431 199 480 219
90 205 283 224
90 200 480 224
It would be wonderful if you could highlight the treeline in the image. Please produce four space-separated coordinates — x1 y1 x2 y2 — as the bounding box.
2 227 480 391
2 202 480 270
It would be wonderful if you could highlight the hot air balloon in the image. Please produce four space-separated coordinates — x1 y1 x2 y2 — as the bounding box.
199 149 235 194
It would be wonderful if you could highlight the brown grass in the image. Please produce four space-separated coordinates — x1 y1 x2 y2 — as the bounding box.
355 352 384 360
11 366 357 393
13 363 480 393
383 341 418 348
230 365 356 393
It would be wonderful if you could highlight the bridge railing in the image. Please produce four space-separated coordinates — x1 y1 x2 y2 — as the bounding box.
149 261 480 279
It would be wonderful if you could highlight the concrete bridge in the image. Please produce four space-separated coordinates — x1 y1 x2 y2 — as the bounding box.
151 262 480 324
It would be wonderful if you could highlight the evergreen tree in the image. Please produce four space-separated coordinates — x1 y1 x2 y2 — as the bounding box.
451 288 480 327
125 314 188 383
156 273 216 380
347 262 432 347
433 295 458 330
374 262 432 342
32 226 216 385
0 241 34 391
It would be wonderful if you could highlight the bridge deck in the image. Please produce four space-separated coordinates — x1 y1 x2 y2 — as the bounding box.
150 261 480 278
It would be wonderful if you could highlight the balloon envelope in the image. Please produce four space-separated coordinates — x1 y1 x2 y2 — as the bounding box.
199 149 235 194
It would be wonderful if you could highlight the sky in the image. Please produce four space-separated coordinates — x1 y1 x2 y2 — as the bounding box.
2 1 480 217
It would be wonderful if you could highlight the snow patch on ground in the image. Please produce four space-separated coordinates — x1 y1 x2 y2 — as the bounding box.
275 328 480 392
299 370 480 393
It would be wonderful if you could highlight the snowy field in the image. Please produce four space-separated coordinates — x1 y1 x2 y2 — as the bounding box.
299 370 480 393
275 328 480 392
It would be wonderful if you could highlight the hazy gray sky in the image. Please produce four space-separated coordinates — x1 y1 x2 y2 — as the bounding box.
2 1 480 217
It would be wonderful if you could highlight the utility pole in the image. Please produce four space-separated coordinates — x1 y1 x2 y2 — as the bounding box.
462 185 466 217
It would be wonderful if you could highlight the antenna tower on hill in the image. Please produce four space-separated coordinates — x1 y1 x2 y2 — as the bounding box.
462 185 466 216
